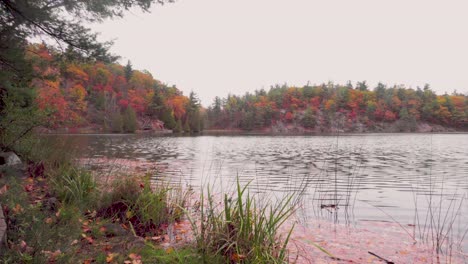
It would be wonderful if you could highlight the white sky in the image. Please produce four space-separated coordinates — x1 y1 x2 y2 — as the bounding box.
91 0 468 106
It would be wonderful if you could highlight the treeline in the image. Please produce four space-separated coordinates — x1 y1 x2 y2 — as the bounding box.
206 82 468 132
28 44 203 133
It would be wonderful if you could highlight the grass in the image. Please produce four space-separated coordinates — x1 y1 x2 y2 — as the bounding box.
186 179 296 263
0 168 82 263
0 132 298 263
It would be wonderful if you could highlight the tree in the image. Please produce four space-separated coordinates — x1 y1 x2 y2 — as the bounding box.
124 60 133 81
301 107 316 128
110 112 123 133
173 119 182 133
160 108 176 130
0 0 173 148
123 105 137 133
356 81 368 91
183 119 190 133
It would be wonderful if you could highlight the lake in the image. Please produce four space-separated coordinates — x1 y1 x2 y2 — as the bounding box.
54 133 468 252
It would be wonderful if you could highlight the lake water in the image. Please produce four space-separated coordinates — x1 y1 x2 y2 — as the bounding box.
56 133 468 251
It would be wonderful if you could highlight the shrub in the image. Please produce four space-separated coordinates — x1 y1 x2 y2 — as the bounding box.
123 106 137 133
110 112 123 133
97 175 190 236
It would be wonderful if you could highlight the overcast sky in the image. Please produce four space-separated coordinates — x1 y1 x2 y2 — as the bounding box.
91 0 468 106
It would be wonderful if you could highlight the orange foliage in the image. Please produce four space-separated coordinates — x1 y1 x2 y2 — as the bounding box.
167 96 189 119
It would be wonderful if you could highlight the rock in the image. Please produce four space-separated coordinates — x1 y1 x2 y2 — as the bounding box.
43 197 59 211
0 152 22 168
102 223 128 237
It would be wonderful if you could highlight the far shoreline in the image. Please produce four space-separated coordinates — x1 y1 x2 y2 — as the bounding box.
41 129 468 137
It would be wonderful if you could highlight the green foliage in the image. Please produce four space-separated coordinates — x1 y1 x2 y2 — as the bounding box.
97 175 190 234
51 166 97 209
183 119 191 133
301 107 316 128
160 108 176 130
0 170 82 263
206 82 468 131
185 180 295 263
139 245 224 264
124 60 133 81
110 112 123 133
173 119 183 133
123 105 137 133
0 87 44 152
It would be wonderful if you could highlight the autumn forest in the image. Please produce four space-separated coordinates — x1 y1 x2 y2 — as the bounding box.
28 44 468 134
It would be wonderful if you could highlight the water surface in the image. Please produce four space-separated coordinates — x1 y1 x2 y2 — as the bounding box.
58 133 468 250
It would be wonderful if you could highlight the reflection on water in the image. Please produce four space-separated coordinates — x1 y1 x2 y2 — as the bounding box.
53 133 468 250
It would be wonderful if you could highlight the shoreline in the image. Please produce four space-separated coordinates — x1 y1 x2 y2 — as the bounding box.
41 130 468 136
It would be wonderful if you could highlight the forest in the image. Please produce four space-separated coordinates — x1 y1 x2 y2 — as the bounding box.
12 44 468 134
206 82 468 132
25 44 203 134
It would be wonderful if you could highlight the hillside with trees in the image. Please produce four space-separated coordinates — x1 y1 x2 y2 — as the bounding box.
206 82 468 133
27 44 203 134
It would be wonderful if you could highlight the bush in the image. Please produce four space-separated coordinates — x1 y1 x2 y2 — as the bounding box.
97 175 190 236
110 112 123 133
123 106 137 133
301 107 316 128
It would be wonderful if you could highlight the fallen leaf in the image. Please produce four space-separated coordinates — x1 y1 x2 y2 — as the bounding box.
106 253 118 263
151 236 162 242
12 204 24 214
102 244 112 251
86 236 94 244
0 184 9 195
71 239 79 246
129 253 141 260
231 253 246 262
165 247 174 254
24 184 33 192
20 240 27 251
45 218 54 224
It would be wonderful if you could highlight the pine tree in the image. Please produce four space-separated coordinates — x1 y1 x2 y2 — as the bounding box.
124 60 133 82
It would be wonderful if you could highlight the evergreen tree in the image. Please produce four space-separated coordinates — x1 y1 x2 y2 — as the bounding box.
160 108 176 130
124 60 133 81
149 88 164 117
